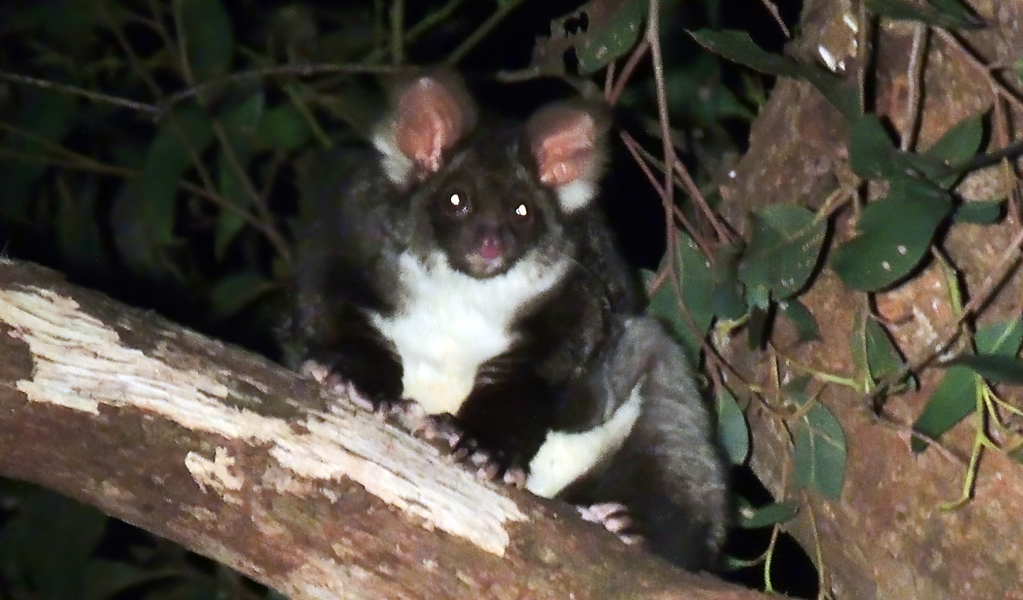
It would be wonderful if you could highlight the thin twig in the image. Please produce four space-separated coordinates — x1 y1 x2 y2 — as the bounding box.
607 39 650 106
645 0 679 262
855 3 870 115
900 24 927 152
672 160 733 243
755 0 790 38
0 145 278 242
364 0 470 64
604 62 615 98
170 0 197 97
0 122 118 169
0 149 135 178
389 0 405 64
446 0 528 65
804 500 828 599
211 120 293 262
872 227 1023 402
99 0 163 99
619 132 665 196
934 28 1023 111
174 0 291 262
617 129 722 256
131 1 217 206
373 0 386 53
168 0 292 260
0 72 160 116
166 63 404 108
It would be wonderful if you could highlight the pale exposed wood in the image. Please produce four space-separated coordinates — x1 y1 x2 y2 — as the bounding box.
0 259 766 600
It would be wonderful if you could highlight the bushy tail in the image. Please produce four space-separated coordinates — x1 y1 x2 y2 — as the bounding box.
572 315 730 571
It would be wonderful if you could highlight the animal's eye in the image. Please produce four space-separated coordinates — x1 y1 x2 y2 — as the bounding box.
511 202 536 224
442 188 472 216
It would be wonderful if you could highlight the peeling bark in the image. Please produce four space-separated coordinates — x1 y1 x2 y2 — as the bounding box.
0 259 765 600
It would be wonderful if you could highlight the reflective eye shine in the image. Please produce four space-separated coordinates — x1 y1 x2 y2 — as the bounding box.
515 203 528 217
450 192 463 207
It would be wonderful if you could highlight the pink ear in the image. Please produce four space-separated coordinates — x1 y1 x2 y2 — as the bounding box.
394 76 474 173
526 104 603 187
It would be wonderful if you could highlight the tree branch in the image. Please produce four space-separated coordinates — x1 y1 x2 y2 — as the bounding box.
0 259 765 600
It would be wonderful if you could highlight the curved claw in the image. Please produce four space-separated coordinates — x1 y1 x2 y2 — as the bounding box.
576 502 646 547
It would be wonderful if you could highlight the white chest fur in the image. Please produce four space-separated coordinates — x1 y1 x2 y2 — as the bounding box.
372 251 569 415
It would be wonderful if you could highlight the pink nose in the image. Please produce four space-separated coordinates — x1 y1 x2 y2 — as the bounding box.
478 235 503 260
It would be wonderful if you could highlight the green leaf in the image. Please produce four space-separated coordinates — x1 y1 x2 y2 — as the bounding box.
221 92 265 140
799 65 862 121
55 183 105 276
850 311 869 388
866 0 983 29
919 114 986 187
0 487 108 600
912 364 976 452
948 355 1023 384
647 232 715 364
689 29 801 77
689 29 860 119
738 500 799 529
210 271 274 318
848 114 901 181
716 388 749 465
84 561 179 600
779 299 820 341
782 375 812 405
930 0 984 26
831 178 952 291
924 114 984 167
0 91 77 221
574 0 647 74
256 104 313 151
738 205 826 301
747 305 771 349
2 0 104 51
793 402 847 500
709 242 747 320
141 108 215 243
214 159 249 261
953 200 1003 224
532 0 648 76
213 94 263 260
675 235 716 341
179 0 235 82
849 113 985 189
865 319 905 383
975 319 1023 356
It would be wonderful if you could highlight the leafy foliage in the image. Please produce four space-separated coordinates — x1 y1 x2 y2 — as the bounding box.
2 0 1020 597
737 500 799 529
0 0 794 597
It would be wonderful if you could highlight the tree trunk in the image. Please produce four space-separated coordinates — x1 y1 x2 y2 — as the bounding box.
0 259 765 600
720 0 1023 598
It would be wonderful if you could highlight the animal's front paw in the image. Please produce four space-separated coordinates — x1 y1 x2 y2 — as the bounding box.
411 414 527 487
301 359 418 420
577 502 645 547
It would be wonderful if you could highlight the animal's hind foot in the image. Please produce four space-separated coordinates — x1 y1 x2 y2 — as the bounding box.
577 502 646 547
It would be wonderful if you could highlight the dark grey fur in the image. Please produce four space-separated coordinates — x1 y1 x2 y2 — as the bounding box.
284 71 729 571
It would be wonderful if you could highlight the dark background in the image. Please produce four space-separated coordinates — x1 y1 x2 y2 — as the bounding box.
0 1 816 598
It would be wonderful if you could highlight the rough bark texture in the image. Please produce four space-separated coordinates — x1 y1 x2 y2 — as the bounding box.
720 0 1023 598
0 259 768 600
